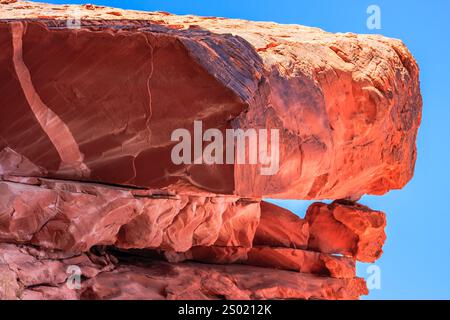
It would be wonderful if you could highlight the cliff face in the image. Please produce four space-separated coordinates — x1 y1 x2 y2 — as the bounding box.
0 1 421 300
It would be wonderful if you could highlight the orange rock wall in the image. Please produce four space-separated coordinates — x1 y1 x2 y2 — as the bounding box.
0 1 421 300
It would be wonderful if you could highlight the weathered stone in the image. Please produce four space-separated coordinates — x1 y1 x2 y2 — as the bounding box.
254 201 309 249
83 262 367 300
0 243 367 300
0 0 420 301
0 180 260 253
165 246 355 278
0 1 421 200
306 201 386 262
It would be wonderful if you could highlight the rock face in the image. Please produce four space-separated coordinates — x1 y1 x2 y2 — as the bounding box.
0 1 421 300
306 201 387 263
0 178 260 253
0 243 367 300
0 1 421 200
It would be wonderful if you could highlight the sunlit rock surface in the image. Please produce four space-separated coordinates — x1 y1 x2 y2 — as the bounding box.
0 1 421 300
0 1 421 199
306 201 387 263
0 243 368 300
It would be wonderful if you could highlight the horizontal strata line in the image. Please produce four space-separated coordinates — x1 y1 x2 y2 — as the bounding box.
1 175 155 190
0 178 181 200
0 175 261 202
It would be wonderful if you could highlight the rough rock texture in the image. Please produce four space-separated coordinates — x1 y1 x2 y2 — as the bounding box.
253 201 309 248
0 1 421 300
0 1 421 199
0 177 376 299
0 178 260 252
0 244 367 300
305 201 387 263
165 246 356 279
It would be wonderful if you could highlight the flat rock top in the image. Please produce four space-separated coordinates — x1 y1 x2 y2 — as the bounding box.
0 1 413 74
0 0 352 39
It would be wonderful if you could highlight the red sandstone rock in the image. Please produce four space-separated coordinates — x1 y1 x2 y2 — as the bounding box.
165 246 250 264
0 180 260 253
166 246 355 279
0 1 419 301
0 243 113 300
254 201 309 248
306 201 386 262
0 243 367 300
83 262 367 300
214 200 261 247
0 1 421 200
246 247 355 278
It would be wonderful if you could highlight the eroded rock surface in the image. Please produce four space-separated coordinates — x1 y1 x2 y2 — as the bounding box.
0 1 421 300
0 243 367 300
0 178 260 253
0 178 377 300
306 201 387 263
0 1 421 199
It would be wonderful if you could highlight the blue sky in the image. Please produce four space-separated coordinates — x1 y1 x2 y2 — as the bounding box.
41 0 450 299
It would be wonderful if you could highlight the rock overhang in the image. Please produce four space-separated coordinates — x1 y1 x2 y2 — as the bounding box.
0 0 422 300
0 1 422 199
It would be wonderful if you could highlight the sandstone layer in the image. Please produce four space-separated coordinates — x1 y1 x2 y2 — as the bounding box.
0 1 421 300
0 1 421 199
0 243 367 300
0 175 383 300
